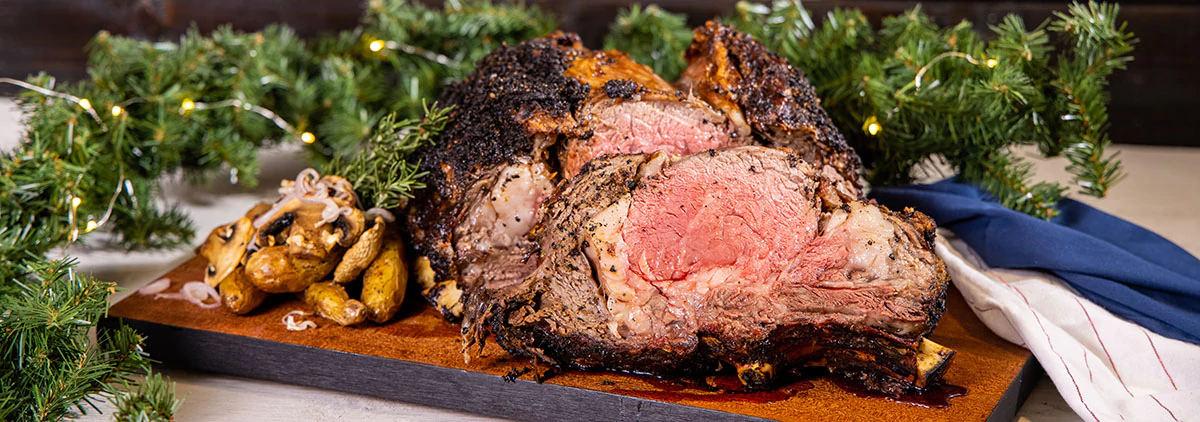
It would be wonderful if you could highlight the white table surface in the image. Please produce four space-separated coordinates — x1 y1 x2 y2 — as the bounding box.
4 98 1197 421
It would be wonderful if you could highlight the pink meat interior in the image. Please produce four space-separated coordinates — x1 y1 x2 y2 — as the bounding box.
586 149 931 345
561 100 735 179
624 156 819 286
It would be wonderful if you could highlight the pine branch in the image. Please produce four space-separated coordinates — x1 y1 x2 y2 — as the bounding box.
962 151 1067 219
1049 1 1136 197
604 4 692 81
0 258 178 422
109 373 182 422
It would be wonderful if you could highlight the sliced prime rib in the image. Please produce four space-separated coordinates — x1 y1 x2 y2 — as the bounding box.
405 22 952 394
407 23 859 315
468 147 952 394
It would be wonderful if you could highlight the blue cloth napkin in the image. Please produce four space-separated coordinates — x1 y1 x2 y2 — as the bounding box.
870 178 1200 345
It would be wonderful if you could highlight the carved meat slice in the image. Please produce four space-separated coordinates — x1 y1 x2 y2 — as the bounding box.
470 147 951 395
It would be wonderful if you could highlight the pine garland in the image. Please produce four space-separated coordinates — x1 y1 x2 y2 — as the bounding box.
1 1 1135 419
722 0 1137 218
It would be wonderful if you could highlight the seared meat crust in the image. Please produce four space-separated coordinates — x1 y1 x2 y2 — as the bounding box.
681 22 862 191
407 32 589 289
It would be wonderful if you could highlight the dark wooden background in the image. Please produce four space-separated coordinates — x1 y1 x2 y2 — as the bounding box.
2 0 1197 146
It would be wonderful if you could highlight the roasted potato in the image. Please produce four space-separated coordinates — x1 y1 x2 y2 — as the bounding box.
245 245 338 293
333 216 385 284
415 256 463 319
362 232 407 323
218 270 267 315
303 281 367 326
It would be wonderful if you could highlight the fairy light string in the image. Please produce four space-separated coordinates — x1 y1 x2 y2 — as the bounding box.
364 37 464 70
2 79 312 243
0 77 107 129
867 52 1001 140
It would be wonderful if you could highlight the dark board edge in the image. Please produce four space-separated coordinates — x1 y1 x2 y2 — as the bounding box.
986 355 1043 422
101 317 769 422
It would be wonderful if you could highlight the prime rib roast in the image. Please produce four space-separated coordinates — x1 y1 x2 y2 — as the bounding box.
405 22 954 395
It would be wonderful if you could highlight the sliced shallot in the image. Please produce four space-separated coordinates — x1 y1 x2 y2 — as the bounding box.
183 281 222 309
318 197 342 222
157 281 221 309
282 310 318 331
365 207 395 223
138 278 171 296
154 292 185 301
296 168 320 193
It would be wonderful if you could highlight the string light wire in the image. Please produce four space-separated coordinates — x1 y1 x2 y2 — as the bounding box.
188 98 303 140
372 39 463 69
0 77 107 129
913 52 981 91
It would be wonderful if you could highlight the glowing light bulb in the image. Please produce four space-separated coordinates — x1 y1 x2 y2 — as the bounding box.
111 105 123 116
181 99 196 111
862 115 882 136
85 219 98 232
985 58 998 68
71 196 81 209
301 132 316 144
78 98 92 110
369 40 385 52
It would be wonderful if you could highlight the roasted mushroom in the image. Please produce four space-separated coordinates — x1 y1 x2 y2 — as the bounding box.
329 206 365 248
254 198 302 250
285 202 337 260
197 217 255 287
285 200 364 261
318 175 359 207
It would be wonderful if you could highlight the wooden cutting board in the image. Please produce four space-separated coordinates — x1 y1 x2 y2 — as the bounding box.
103 257 1038 421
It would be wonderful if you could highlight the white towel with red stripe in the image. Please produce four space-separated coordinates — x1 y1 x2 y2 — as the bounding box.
938 232 1198 422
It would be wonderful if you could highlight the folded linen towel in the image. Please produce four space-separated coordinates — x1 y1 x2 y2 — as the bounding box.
935 234 1197 421
871 179 1200 344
